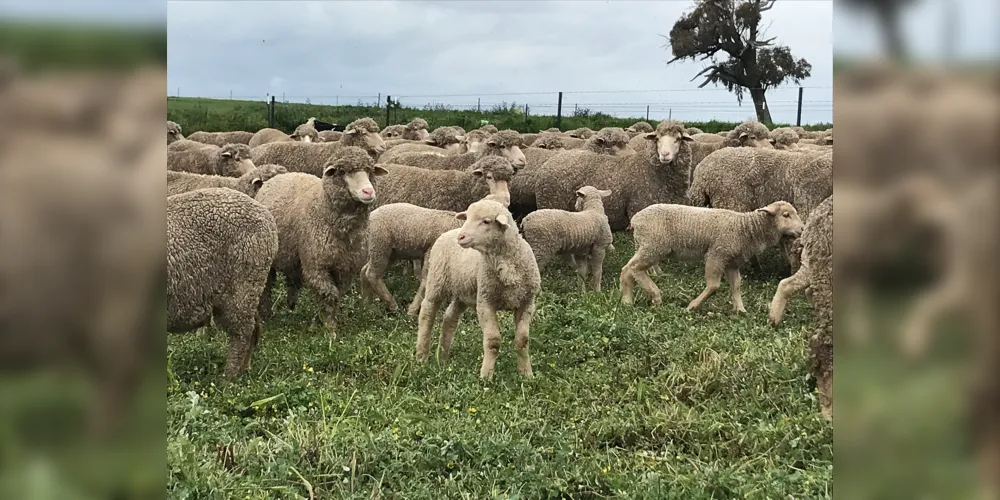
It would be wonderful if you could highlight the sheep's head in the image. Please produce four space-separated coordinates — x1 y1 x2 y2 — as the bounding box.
403 118 430 140
726 120 773 149
218 143 254 177
791 126 807 138
321 146 388 205
568 127 595 139
685 127 704 135
478 124 499 134
769 128 800 150
469 156 516 200
531 133 565 150
462 129 489 154
543 127 560 133
482 130 525 168
291 122 319 143
455 199 516 250
344 117 386 157
758 201 804 239
426 126 465 153
574 185 612 212
644 120 693 165
625 121 653 137
586 127 632 156
241 163 288 197
380 124 406 139
167 120 183 144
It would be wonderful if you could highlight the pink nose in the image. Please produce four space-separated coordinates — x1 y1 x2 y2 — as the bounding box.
361 188 373 196
457 234 466 242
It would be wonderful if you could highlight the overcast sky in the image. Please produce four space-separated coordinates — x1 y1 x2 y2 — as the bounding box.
166 0 834 124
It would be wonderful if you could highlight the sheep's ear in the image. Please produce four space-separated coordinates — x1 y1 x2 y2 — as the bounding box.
455 212 467 221
423 139 436 145
372 166 389 176
598 189 612 198
768 138 776 144
252 178 264 189
739 131 749 139
494 213 509 228
344 129 358 136
323 165 338 177
644 132 657 140
471 169 484 177
486 140 498 147
536 143 546 149
595 137 606 146
455 135 465 142
221 151 233 158
681 133 694 142
756 203 781 216
575 190 586 198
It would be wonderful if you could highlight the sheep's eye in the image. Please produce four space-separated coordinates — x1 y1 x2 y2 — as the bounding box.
481 219 490 225
486 175 494 180
783 213 790 218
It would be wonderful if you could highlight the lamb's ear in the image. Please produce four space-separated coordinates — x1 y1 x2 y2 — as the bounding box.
252 178 264 189
739 131 749 139
494 213 509 229
343 128 359 136
372 166 389 176
471 169 484 177
595 137 606 146
455 135 465 142
423 139 437 145
756 203 781 216
322 165 338 177
681 133 694 142
598 189 612 198
455 212 467 221
575 189 586 198
221 150 233 158
768 137 776 145
486 139 498 147
644 132 657 140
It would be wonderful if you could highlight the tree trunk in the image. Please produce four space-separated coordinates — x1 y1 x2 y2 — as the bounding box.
875 2 907 61
749 87 772 125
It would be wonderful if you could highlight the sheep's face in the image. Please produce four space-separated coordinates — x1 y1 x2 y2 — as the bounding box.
455 200 512 250
167 122 183 144
488 139 526 168
574 187 612 211
325 165 389 205
645 130 693 164
220 145 254 177
758 201 804 238
291 128 318 143
347 128 386 154
472 168 510 200
442 142 463 154
738 131 774 149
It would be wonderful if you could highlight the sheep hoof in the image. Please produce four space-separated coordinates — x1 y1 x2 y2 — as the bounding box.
406 307 420 318
651 298 662 307
733 307 747 314
620 295 634 306
768 311 783 326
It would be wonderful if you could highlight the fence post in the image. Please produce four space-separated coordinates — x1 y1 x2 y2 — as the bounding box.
668 108 672 120
556 92 563 129
385 96 391 126
796 87 804 127
646 105 650 121
477 97 481 113
269 96 275 128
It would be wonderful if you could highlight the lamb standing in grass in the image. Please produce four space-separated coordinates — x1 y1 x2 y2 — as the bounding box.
767 195 833 420
415 199 541 379
621 201 804 311
386 130 526 170
167 164 287 198
375 156 517 212
533 120 694 230
251 117 386 174
186 130 255 146
167 187 278 378
168 120 184 144
168 142 254 177
254 147 388 337
519 186 613 292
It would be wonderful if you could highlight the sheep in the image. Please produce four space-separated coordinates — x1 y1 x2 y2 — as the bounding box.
769 127 801 150
248 125 318 148
374 156 517 212
767 195 832 420
292 117 320 141
402 118 430 140
519 186 613 291
479 124 499 134
691 133 724 143
790 126 808 138
168 142 254 177
255 146 388 338
543 127 560 133
381 124 406 139
167 164 288 198
582 127 634 155
520 133 539 147
186 130 255 146
685 127 704 135
688 119 774 167
167 120 184 144
567 127 595 139
463 129 490 154
377 126 465 162
168 138 207 151
620 201 804 311
528 133 566 151
167 187 278 378
318 130 342 142
251 117 386 174
625 121 654 138
385 129 526 171
533 120 694 230
415 199 541 379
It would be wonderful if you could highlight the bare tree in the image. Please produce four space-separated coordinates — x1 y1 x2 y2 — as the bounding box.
665 0 812 125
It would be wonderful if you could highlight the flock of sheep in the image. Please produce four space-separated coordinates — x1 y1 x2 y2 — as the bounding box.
166 114 834 419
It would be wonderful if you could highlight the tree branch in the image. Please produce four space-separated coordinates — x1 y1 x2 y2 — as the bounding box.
759 0 777 13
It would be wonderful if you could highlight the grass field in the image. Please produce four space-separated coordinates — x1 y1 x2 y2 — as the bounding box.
167 233 833 499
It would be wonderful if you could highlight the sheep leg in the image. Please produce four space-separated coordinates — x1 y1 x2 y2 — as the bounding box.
900 270 966 358
214 303 255 379
513 302 535 377
619 256 638 305
411 259 422 278
586 249 607 292
726 267 746 313
359 264 374 301
407 254 431 317
769 264 811 325
284 271 302 311
363 262 399 312
258 268 276 321
302 266 342 339
438 300 468 362
476 304 503 380
688 259 724 311
415 297 441 363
